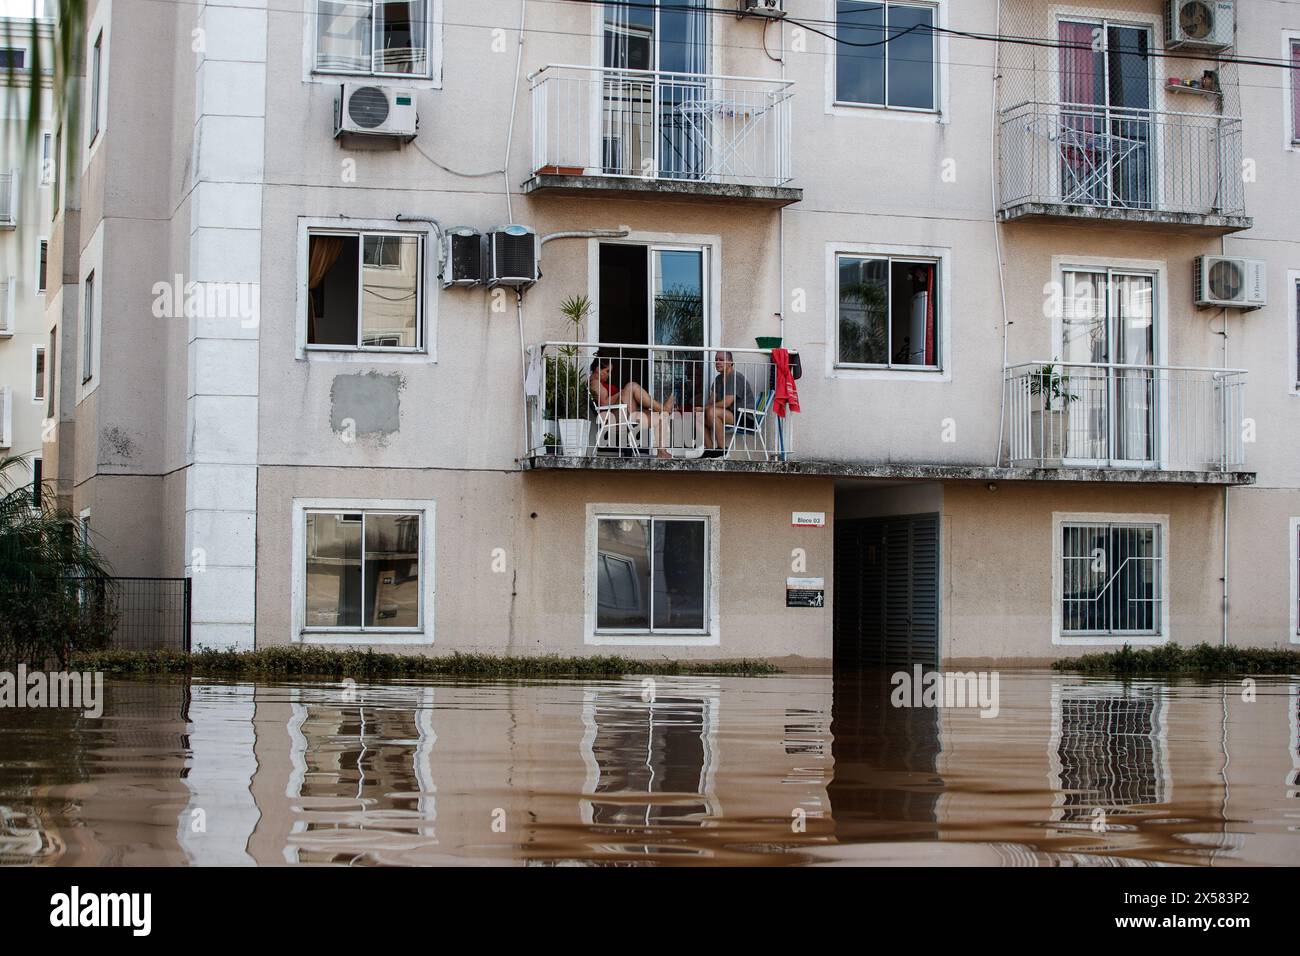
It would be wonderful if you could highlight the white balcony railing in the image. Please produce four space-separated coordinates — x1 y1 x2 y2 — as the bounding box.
529 65 794 188
999 102 1245 218
527 343 797 462
1004 361 1247 471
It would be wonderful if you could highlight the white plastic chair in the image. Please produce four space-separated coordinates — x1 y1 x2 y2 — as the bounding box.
725 391 774 460
594 403 648 455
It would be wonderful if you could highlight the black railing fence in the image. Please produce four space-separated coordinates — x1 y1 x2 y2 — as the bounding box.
73 576 192 652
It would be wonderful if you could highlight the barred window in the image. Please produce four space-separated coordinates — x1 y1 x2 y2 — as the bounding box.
1061 521 1162 635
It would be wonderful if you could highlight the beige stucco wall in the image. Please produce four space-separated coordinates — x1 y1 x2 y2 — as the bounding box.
254 466 834 661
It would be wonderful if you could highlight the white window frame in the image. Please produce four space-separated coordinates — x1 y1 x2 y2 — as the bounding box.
80 271 95 387
291 497 436 645
78 508 90 546
825 0 949 122
31 345 45 404
1289 517 1300 644
296 218 436 362
1285 31 1300 151
86 26 104 158
1289 270 1300 396
585 502 720 647
36 236 47 295
825 241 951 381
586 231 723 348
304 0 444 88
39 132 52 186
1052 511 1169 645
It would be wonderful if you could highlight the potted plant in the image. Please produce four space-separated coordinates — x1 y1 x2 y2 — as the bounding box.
1027 362 1078 464
548 295 593 456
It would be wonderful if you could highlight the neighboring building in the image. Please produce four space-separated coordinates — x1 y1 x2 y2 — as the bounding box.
39 0 1300 663
0 14 53 506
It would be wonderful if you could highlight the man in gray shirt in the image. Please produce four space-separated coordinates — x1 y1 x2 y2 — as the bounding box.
703 351 755 454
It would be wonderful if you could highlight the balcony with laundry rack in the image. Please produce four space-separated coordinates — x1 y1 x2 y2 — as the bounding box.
523 64 800 206
998 101 1251 232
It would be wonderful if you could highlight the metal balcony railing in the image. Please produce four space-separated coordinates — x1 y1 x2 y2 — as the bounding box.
999 101 1245 218
1004 361 1247 471
527 343 797 461
529 64 794 188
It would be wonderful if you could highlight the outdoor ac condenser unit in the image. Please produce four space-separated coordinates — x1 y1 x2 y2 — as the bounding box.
440 228 484 288
1194 255 1266 310
739 0 786 17
334 83 418 141
1165 1 1235 52
485 225 539 289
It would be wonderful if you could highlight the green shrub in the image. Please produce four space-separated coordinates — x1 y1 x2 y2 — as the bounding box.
1053 642 1300 675
69 646 783 679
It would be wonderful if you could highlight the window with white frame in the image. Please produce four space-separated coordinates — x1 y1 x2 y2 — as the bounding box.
37 239 47 294
1060 520 1163 637
81 271 94 384
835 1 937 111
1294 276 1299 390
32 346 45 404
1290 518 1300 644
836 254 940 368
40 133 52 185
315 0 432 77
1291 37 1300 145
306 231 423 350
595 514 709 635
304 509 422 631
89 31 103 144
45 328 56 419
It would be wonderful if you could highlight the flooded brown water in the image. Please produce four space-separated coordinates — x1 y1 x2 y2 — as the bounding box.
0 670 1296 866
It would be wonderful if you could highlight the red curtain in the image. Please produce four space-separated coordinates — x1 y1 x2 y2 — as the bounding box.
924 264 936 366
1058 21 1101 107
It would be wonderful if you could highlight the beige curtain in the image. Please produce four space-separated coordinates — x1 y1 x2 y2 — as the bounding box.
307 235 346 341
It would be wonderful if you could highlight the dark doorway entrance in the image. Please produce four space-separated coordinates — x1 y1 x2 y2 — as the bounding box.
834 513 939 667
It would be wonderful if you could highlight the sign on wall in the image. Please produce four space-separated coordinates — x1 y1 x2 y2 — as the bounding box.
786 577 825 608
792 512 826 528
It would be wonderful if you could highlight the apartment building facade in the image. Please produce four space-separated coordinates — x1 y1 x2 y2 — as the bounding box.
39 0 1300 663
0 15 54 505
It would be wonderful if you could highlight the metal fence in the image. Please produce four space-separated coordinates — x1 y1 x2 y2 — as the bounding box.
999 101 1245 217
527 342 797 461
530 64 794 187
75 576 192 652
1004 361 1247 471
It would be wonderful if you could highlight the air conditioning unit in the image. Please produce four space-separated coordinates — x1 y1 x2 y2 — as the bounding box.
1165 1 1234 52
1194 255 1266 309
333 83 417 141
739 0 785 18
439 227 484 288
485 225 539 289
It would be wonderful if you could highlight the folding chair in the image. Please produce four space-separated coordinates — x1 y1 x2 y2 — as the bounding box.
725 391 774 460
594 402 648 455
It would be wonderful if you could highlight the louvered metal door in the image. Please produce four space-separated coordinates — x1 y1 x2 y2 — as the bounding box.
834 513 939 667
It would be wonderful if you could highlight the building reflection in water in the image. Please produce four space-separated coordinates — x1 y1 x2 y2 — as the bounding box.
578 681 719 858
1049 681 1169 828
283 685 436 865
826 669 942 843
